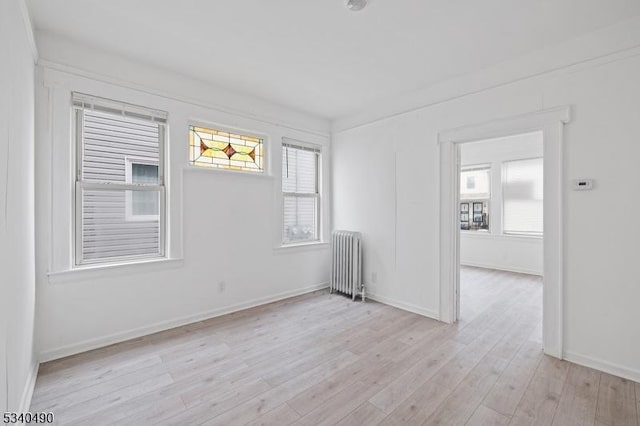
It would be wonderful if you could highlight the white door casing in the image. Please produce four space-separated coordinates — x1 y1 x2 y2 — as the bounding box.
438 106 571 359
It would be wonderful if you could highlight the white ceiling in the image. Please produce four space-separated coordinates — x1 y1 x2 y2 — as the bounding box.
26 0 640 120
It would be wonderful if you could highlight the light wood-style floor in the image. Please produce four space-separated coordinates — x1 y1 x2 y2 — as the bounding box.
32 267 639 425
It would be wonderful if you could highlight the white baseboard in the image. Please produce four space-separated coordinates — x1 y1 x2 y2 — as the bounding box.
18 362 39 412
564 351 640 383
460 261 542 276
366 292 439 321
40 283 328 363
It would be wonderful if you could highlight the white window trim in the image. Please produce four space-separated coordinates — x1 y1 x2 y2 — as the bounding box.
281 139 322 246
48 258 184 284
124 157 160 222
73 97 167 267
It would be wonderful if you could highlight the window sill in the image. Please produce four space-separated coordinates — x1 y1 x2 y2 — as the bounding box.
183 165 274 179
503 233 543 240
47 258 184 284
274 241 329 252
460 232 543 241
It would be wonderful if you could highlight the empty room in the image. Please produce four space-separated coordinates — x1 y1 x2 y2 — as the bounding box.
1 0 639 425
458 133 544 337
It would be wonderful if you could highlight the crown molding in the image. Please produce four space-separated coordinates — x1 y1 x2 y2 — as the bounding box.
17 0 38 63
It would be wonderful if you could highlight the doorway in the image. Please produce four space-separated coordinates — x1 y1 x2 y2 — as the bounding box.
438 107 570 358
458 133 544 326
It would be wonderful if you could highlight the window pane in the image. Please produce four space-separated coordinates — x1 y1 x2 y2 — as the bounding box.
189 125 263 172
132 163 158 184
131 163 159 216
460 200 489 231
132 190 159 216
503 158 543 235
283 195 317 243
282 147 317 194
460 168 490 199
82 110 160 182
81 188 161 261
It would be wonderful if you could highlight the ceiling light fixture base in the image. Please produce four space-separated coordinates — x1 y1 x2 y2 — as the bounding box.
346 0 367 12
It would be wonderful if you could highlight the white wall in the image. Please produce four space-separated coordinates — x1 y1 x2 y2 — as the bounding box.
34 39 332 361
333 19 640 380
0 0 37 412
460 133 543 275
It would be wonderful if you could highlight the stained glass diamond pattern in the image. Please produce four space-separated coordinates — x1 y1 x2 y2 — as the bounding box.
189 125 264 172
222 143 236 158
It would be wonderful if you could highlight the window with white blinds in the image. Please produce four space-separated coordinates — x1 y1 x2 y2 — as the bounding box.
503 157 543 235
73 93 167 265
282 141 321 244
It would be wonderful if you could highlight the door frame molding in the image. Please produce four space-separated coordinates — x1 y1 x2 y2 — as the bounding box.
437 106 571 359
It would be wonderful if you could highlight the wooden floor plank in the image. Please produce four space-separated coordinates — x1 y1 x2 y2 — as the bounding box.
551 364 601 426
69 395 186 426
466 404 511 426
335 402 387 426
595 373 638 426
245 402 301 426
510 355 570 426
160 379 272 425
369 339 466 414
56 373 174 424
291 381 382 426
483 340 544 416
420 353 511 425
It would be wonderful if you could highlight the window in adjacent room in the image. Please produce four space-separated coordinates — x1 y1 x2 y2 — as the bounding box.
460 166 490 231
73 93 167 265
503 157 543 235
282 140 321 244
188 125 264 172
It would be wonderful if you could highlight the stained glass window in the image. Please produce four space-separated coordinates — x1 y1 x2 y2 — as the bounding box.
189 125 264 172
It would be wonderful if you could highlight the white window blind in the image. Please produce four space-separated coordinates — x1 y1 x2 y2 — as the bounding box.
74 93 167 265
503 157 543 235
460 167 491 200
282 141 320 244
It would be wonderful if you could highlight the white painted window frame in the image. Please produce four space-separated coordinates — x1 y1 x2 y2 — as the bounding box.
281 138 322 246
438 106 571 359
74 103 167 266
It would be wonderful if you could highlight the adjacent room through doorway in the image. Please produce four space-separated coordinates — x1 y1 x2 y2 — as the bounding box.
458 132 544 337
